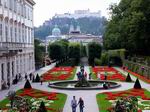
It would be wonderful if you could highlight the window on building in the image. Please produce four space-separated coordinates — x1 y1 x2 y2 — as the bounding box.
18 2 20 14
12 62 14 77
0 23 2 41
10 26 13 42
26 27 28 43
9 0 12 10
28 28 30 43
24 6 26 18
5 25 8 42
1 64 4 80
4 0 8 8
22 27 24 43
18 27 21 42
16 59 18 73
14 0 17 12
21 4 23 16
15 27 17 42
0 0 2 5
7 62 10 82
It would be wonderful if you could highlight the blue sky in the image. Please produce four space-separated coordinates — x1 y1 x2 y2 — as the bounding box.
34 0 120 27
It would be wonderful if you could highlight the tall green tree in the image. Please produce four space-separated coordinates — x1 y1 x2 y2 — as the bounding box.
88 42 102 65
48 42 65 61
34 39 45 68
104 0 150 55
68 43 80 64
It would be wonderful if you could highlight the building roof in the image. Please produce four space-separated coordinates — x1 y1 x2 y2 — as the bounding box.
26 0 36 5
52 25 61 36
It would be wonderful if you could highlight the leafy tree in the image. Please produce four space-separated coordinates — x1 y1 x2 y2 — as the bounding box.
34 39 45 68
48 42 66 61
80 43 87 57
88 42 102 65
104 0 150 55
68 43 80 64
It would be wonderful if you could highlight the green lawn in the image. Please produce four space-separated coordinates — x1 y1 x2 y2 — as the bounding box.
68 67 77 80
89 66 98 80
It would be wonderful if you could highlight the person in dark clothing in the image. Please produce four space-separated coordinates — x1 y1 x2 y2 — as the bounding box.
32 75 35 82
29 73 32 80
78 97 84 112
25 73 28 80
40 76 43 85
19 73 22 80
15 74 18 83
89 73 92 80
7 82 10 89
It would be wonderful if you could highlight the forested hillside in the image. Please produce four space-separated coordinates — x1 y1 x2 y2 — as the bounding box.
34 17 107 40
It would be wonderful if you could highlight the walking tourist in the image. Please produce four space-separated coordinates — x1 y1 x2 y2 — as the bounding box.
89 73 92 80
29 73 32 80
25 73 28 80
7 82 10 89
19 73 22 81
40 76 43 85
78 97 84 112
71 96 77 112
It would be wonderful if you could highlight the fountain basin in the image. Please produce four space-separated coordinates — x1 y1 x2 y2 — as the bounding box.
48 80 121 90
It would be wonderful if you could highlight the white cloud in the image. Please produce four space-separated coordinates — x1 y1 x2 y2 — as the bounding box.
34 0 120 27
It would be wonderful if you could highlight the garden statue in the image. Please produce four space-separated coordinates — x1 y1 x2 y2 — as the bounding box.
75 66 91 87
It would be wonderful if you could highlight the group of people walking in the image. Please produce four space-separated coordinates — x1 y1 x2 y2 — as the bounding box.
71 96 84 112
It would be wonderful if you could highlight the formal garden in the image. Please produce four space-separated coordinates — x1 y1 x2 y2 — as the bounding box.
0 64 150 112
1 0 150 111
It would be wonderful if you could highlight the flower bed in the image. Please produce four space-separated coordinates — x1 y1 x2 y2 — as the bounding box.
42 67 76 81
124 68 150 83
96 89 150 112
0 89 67 112
92 66 126 81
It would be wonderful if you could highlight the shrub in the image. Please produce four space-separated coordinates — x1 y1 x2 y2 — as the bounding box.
35 74 40 82
24 80 32 89
38 101 47 112
134 78 142 89
94 58 101 66
100 52 109 65
126 73 132 82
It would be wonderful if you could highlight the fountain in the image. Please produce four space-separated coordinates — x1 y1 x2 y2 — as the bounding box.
48 66 121 90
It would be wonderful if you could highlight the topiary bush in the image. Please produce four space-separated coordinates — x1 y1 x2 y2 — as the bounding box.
94 58 101 66
38 101 47 112
134 78 142 89
126 73 132 82
24 80 32 89
35 74 40 82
